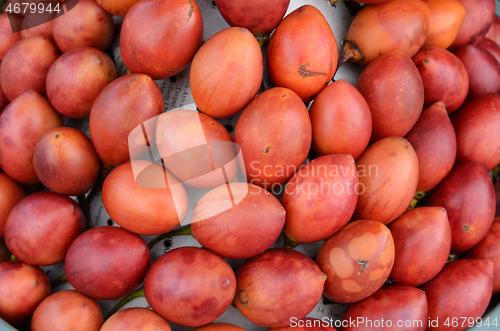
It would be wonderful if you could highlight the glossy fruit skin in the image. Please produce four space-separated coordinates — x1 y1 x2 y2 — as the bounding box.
234 87 311 190
281 154 359 244
144 246 236 327
65 226 150 300
235 248 326 327
0 172 25 237
448 0 496 50
353 137 419 225
102 160 188 236
269 318 337 330
0 261 50 326
413 47 469 114
466 217 500 294
404 101 457 192
422 0 467 49
33 127 100 196
155 109 237 189
0 36 60 101
52 0 114 53
0 13 22 60
476 37 500 64
31 290 103 331
120 0 203 79
4 192 85 266
100 307 170 331
429 161 495 253
190 27 263 119
193 323 246 331
454 44 500 98
191 182 285 259
266 5 337 104
309 79 372 160
355 50 424 142
345 0 430 65
46 46 118 119
0 90 63 184
421 258 493 331
340 285 428 331
389 207 452 287
316 220 394 303
89 73 164 166
96 0 140 17
451 94 500 172
215 0 290 35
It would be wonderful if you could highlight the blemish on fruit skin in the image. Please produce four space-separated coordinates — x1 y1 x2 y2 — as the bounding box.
464 224 471 232
341 279 362 292
237 288 249 306
368 267 385 281
329 247 353 278
347 232 379 261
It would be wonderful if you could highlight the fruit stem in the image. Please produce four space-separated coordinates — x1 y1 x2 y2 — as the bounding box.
255 33 270 48
148 225 193 250
406 191 426 211
105 287 145 320
51 273 67 288
447 254 456 263
282 235 301 249
339 40 365 66
10 254 16 261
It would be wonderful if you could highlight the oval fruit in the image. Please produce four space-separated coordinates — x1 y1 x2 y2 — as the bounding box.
89 73 164 166
309 79 371 160
422 0 467 49
234 87 311 190
353 137 419 225
389 207 452 286
428 161 495 253
316 220 395 303
404 101 457 193
266 5 337 103
100 307 170 331
0 90 63 184
191 182 285 259
234 248 326 327
120 0 203 79
102 160 188 236
144 246 236 327
355 50 424 142
281 154 359 244
65 226 150 300
190 27 263 119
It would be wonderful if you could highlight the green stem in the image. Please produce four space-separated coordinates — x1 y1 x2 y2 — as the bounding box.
406 191 426 211
148 225 193 250
10 254 16 261
282 234 301 249
51 273 67 288
255 33 270 48
447 254 456 263
105 287 145 320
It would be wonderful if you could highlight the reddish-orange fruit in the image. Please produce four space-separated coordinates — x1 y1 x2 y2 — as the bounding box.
448 0 496 50
341 285 428 331
355 50 424 142
266 5 337 103
485 15 500 44
389 207 452 287
0 173 25 237
343 0 430 65
96 0 140 17
100 307 170 331
0 261 50 326
235 87 311 190
451 94 500 172
405 102 457 193
421 259 493 331
52 0 114 53
281 154 359 245
309 80 372 159
46 46 118 119
476 37 500 64
155 109 237 189
190 27 263 119
89 74 164 166
0 36 60 101
0 13 22 60
0 90 63 184
191 182 285 259
31 290 103 331
429 161 495 253
215 0 290 35
235 248 326 327
102 160 188 236
120 0 203 79
316 220 395 303
422 0 467 49
144 246 236 327
353 137 419 225
193 323 246 331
